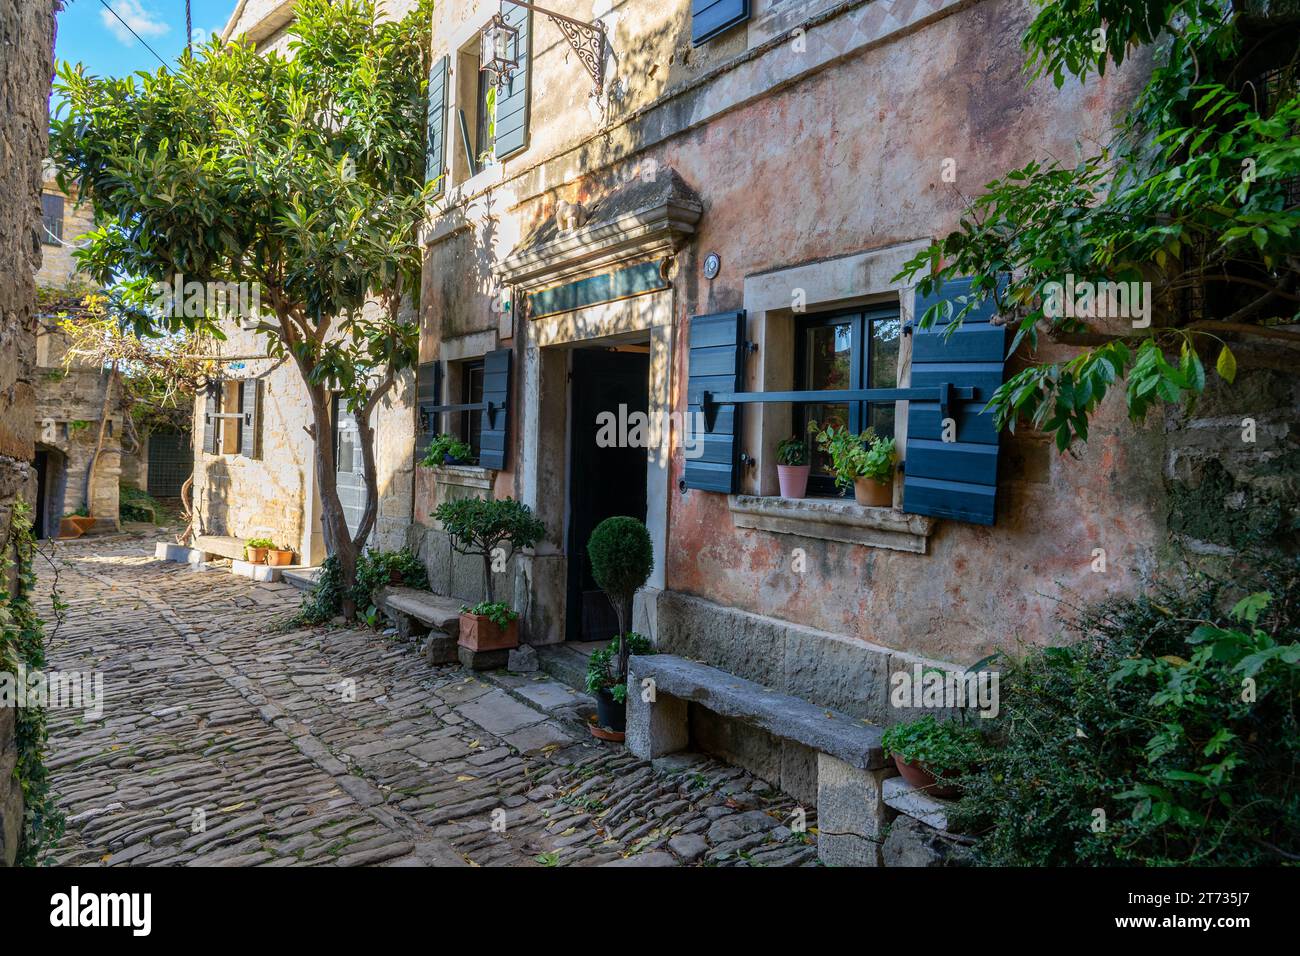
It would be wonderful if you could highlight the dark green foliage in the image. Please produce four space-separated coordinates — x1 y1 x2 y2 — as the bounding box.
119 484 165 523
294 548 428 626
433 497 545 604
954 554 1300 866
0 502 65 864
420 434 473 468
587 517 654 602
585 633 654 704
776 436 808 466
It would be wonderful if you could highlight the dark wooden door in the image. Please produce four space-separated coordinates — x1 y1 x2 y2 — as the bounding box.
566 348 649 642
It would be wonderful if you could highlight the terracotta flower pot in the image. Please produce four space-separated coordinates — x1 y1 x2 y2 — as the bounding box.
893 754 962 799
458 612 518 651
245 547 268 564
266 549 294 567
69 515 97 534
853 475 892 507
59 517 85 539
777 464 811 499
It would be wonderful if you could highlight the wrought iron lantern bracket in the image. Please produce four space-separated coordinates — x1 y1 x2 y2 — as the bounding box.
493 0 606 96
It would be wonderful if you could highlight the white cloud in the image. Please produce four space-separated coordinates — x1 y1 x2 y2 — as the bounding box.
100 0 171 47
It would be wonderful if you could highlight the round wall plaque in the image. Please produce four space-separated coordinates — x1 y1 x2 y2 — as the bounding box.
703 252 721 280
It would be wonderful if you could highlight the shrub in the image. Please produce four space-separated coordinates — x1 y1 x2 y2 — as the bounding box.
119 484 165 523
952 554 1300 866
294 547 428 626
461 601 517 627
433 497 545 604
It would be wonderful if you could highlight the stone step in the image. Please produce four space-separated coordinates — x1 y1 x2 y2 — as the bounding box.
536 641 603 693
881 773 954 831
281 567 321 593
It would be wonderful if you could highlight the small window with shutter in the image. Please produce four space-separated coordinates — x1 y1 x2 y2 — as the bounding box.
41 193 64 245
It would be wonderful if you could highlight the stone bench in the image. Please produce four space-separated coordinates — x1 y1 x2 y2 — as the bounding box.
375 586 463 665
193 535 248 562
626 653 893 867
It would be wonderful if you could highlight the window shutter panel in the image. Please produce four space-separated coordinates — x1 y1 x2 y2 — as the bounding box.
902 277 1009 525
202 389 217 455
683 310 745 493
415 360 443 464
691 0 751 45
478 348 511 470
426 55 449 191
493 7 531 160
240 379 261 459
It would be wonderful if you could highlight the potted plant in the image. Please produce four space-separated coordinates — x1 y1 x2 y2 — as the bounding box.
266 543 296 566
245 537 274 563
420 433 474 468
881 714 983 798
584 632 654 736
809 420 897 507
432 496 546 652
585 516 655 735
458 600 519 650
65 506 96 536
775 436 810 499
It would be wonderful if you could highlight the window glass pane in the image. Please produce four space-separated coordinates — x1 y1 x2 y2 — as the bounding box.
868 316 902 438
800 322 852 483
462 362 485 458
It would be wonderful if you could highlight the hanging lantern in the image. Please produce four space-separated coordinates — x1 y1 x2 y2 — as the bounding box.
480 13 519 82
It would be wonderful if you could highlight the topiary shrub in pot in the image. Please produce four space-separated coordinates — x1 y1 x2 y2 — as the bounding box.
586 516 654 732
433 496 545 651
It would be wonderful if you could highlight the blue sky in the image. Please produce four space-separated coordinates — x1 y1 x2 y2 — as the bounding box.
53 0 233 110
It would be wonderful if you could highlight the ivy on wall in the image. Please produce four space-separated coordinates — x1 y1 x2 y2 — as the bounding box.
1 500 65 864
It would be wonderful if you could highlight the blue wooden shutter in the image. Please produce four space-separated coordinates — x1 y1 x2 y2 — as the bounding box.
240 379 261 459
903 277 1010 525
692 0 751 45
684 310 745 493
493 7 531 160
202 388 218 455
426 55 449 191
478 348 512 470
415 360 442 464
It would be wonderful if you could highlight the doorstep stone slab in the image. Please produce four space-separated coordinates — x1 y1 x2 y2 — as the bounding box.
454 689 546 735
627 654 886 770
503 721 575 755
512 679 586 712
231 560 281 583
882 774 952 831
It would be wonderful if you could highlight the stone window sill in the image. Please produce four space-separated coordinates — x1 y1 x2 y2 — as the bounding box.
728 495 936 554
430 464 494 491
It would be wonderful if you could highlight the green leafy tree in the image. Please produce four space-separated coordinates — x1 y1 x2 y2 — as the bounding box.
50 0 435 616
896 0 1300 453
433 498 546 605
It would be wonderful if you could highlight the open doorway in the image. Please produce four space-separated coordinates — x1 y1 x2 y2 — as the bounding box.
566 346 650 642
33 445 67 539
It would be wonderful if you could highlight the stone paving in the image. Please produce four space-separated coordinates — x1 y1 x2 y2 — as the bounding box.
34 533 819 867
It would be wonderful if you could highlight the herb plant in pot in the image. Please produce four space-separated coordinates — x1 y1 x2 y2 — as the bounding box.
266 543 296 566
585 516 654 737
433 496 546 652
775 436 810 499
585 632 654 735
245 537 274 563
809 420 897 507
420 433 474 468
881 714 983 799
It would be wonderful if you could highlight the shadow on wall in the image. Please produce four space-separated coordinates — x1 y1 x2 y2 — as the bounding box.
203 456 231 536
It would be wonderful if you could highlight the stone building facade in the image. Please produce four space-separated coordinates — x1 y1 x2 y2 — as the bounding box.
1 0 56 867
188 0 419 563
405 0 1295 824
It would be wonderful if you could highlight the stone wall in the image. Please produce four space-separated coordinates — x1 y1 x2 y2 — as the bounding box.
0 0 55 867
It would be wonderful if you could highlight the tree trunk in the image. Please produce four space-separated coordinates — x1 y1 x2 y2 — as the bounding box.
304 381 361 620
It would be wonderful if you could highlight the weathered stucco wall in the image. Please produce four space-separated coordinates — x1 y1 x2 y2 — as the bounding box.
0 0 55 868
420 0 1166 664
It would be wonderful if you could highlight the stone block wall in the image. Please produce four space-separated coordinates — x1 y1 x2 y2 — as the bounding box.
0 0 55 867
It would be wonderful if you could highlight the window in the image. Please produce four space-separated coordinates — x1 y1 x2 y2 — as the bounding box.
218 381 243 455
794 305 901 497
41 193 64 245
475 60 496 163
460 359 485 459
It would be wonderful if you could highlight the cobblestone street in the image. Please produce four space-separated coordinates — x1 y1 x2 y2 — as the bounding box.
35 534 818 867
